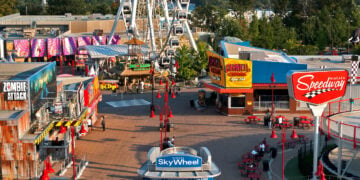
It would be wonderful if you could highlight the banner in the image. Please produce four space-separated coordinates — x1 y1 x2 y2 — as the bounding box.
62 37 77 55
224 58 252 88
14 39 30 57
78 36 92 54
107 35 121 45
31 38 47 57
207 50 225 87
47 38 61 57
92 36 106 45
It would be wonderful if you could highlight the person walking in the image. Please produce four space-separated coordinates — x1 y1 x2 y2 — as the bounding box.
101 116 105 131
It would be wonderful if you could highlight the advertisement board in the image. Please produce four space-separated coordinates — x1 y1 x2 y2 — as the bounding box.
0 81 28 101
207 50 225 87
29 62 57 117
287 69 348 105
156 154 202 171
224 58 252 88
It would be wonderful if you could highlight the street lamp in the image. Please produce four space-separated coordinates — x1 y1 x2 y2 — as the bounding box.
270 123 298 180
150 76 176 151
270 73 276 121
28 152 31 180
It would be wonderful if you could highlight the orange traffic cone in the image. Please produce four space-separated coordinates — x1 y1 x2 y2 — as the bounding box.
270 129 278 139
80 123 87 134
150 109 155 118
168 110 174 118
46 159 55 173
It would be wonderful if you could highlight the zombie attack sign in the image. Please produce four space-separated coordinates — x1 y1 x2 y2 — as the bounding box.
287 70 348 105
1 81 28 101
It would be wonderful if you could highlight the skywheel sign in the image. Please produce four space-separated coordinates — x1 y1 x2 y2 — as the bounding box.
155 154 202 171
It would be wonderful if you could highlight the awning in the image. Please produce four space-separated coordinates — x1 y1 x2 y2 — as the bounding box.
203 82 253 93
80 44 150 59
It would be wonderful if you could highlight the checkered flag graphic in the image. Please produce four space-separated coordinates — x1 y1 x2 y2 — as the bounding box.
351 60 359 84
303 89 338 99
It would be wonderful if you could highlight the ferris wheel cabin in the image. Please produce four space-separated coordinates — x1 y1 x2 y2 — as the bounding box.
177 10 187 21
174 24 184 35
166 48 175 57
170 38 180 48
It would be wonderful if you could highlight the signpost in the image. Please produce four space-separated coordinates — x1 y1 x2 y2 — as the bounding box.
287 69 348 179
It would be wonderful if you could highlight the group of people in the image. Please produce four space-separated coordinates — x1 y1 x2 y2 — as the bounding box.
251 138 267 160
162 136 175 149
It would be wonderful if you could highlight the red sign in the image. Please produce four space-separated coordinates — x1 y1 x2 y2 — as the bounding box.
287 70 348 105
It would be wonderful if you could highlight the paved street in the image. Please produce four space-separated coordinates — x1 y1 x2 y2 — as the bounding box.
70 88 314 179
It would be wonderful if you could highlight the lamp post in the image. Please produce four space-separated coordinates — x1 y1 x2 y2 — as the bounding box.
150 76 176 151
270 73 276 122
71 127 76 180
270 123 298 180
28 152 31 180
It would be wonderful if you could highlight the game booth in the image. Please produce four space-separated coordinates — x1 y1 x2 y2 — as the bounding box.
138 147 221 179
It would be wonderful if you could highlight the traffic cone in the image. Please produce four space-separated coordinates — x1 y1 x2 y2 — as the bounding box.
270 129 278 139
156 91 161 99
168 110 174 118
80 123 87 134
150 109 155 118
290 129 298 139
46 159 55 173
59 125 67 134
171 91 176 99
159 79 163 85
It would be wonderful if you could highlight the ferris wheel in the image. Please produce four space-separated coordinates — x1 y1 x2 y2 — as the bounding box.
108 0 197 74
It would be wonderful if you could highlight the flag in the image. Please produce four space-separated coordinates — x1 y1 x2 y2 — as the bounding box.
14 39 30 57
77 36 92 54
271 72 276 83
31 38 46 57
107 35 121 45
92 36 106 45
47 38 61 57
351 59 359 85
62 37 77 55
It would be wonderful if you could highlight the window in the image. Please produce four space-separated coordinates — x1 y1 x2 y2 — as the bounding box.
231 96 245 108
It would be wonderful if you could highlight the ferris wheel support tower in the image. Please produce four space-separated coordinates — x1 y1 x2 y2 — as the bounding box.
176 0 197 52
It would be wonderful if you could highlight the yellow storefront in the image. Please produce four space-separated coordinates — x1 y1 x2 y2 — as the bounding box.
204 51 254 115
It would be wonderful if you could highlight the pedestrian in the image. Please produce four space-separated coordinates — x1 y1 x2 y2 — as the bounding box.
101 116 105 131
140 80 144 94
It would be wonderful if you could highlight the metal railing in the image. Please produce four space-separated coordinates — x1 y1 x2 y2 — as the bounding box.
253 101 289 110
321 98 360 149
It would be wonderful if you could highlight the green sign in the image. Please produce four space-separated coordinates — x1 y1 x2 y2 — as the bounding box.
129 64 150 68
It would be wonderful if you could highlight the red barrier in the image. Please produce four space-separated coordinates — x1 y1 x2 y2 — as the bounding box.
322 98 360 149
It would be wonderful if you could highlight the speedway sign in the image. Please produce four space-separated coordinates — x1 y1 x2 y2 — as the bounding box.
156 154 202 171
287 69 348 105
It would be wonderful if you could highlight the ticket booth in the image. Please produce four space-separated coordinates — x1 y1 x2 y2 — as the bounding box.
138 147 221 179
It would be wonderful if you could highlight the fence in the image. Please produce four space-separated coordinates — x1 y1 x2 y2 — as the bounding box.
321 98 360 149
253 95 290 110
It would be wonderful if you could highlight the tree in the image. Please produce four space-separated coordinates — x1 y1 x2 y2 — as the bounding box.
17 0 44 15
193 41 209 73
0 0 18 17
229 0 254 20
175 45 197 81
47 0 88 15
272 0 290 17
191 5 228 32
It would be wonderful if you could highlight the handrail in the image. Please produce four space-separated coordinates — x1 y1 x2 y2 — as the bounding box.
321 98 360 149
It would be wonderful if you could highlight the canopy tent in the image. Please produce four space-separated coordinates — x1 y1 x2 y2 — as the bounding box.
79 44 150 59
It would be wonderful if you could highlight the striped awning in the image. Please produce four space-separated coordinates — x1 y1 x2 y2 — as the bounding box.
34 109 88 145
34 122 55 145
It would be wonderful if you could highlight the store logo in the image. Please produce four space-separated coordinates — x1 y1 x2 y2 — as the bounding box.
225 64 250 77
2 81 28 101
209 56 222 75
156 155 202 171
287 70 348 104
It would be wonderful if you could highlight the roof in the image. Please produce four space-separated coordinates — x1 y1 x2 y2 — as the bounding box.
57 75 93 86
0 63 47 80
81 44 150 59
221 41 296 63
124 38 145 45
0 110 25 120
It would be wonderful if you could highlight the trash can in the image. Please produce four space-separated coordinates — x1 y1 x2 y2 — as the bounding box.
293 117 300 127
264 116 270 126
270 147 277 159
263 160 270 172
